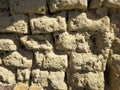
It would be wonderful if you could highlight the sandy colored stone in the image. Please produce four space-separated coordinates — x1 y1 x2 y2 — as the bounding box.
0 67 16 84
103 0 120 8
0 14 28 34
68 11 110 31
48 71 67 90
32 69 48 88
43 52 68 71
20 35 53 51
0 39 17 51
29 85 43 90
10 0 46 14
14 83 28 90
3 51 32 68
30 12 66 34
49 0 87 13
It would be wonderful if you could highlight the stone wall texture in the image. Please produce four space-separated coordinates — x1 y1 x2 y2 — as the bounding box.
0 0 120 90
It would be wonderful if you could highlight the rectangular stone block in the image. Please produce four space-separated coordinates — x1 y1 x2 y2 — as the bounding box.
30 12 66 34
48 0 87 13
0 14 28 34
103 0 120 8
10 0 46 14
20 34 53 50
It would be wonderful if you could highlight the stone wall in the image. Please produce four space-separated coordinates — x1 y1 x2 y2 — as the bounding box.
0 0 120 90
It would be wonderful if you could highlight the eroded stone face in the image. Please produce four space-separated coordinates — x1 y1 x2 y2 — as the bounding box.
10 0 46 14
49 0 87 13
30 12 66 34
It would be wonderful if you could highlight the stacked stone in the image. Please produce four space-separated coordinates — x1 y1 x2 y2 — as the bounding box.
0 0 119 90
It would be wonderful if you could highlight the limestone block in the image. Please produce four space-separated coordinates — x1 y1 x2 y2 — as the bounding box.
89 0 103 9
69 72 104 90
0 39 17 51
0 14 28 34
3 51 32 68
48 71 67 90
43 52 68 71
30 12 66 34
0 67 16 84
49 0 87 13
17 69 31 84
20 35 53 50
69 52 106 72
68 11 110 32
10 0 46 14
14 83 28 90
32 69 49 88
0 84 15 90
29 85 43 90
103 0 120 8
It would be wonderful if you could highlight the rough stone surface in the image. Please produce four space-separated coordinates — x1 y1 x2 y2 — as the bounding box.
49 0 87 13
0 0 119 90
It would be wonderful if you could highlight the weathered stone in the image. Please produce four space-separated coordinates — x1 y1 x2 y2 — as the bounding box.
20 35 53 51
89 0 103 9
43 52 68 71
17 69 31 84
32 69 48 88
0 58 2 65
0 84 16 90
0 14 28 34
29 85 43 90
30 12 66 34
68 11 110 31
49 0 87 13
103 0 120 9
0 39 17 51
48 71 67 90
10 0 46 14
14 83 28 90
3 51 32 68
0 67 16 84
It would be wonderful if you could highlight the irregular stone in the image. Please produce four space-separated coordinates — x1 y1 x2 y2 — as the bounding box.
32 69 48 88
48 71 67 90
14 83 28 90
0 67 16 84
69 52 106 72
17 69 31 84
103 0 120 9
49 0 87 13
0 14 28 34
0 84 15 90
0 39 17 51
3 51 32 68
20 35 53 51
89 0 103 9
29 85 43 90
68 11 110 31
30 12 66 34
43 52 68 71
10 0 46 14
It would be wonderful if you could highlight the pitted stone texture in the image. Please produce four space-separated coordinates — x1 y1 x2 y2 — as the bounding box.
0 67 16 84
35 51 68 71
30 12 66 34
48 71 67 90
0 84 15 90
20 35 53 51
32 69 49 88
69 52 106 72
17 69 31 85
103 0 120 8
10 0 46 14
0 39 17 51
0 14 28 34
49 0 87 13
69 72 104 90
89 0 103 9
14 83 28 90
68 11 110 32
3 51 32 68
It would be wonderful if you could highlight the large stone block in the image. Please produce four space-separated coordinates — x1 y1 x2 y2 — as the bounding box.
0 14 28 34
20 35 53 51
49 0 87 13
30 12 66 34
10 0 46 14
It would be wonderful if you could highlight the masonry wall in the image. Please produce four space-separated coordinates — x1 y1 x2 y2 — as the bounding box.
0 0 120 90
